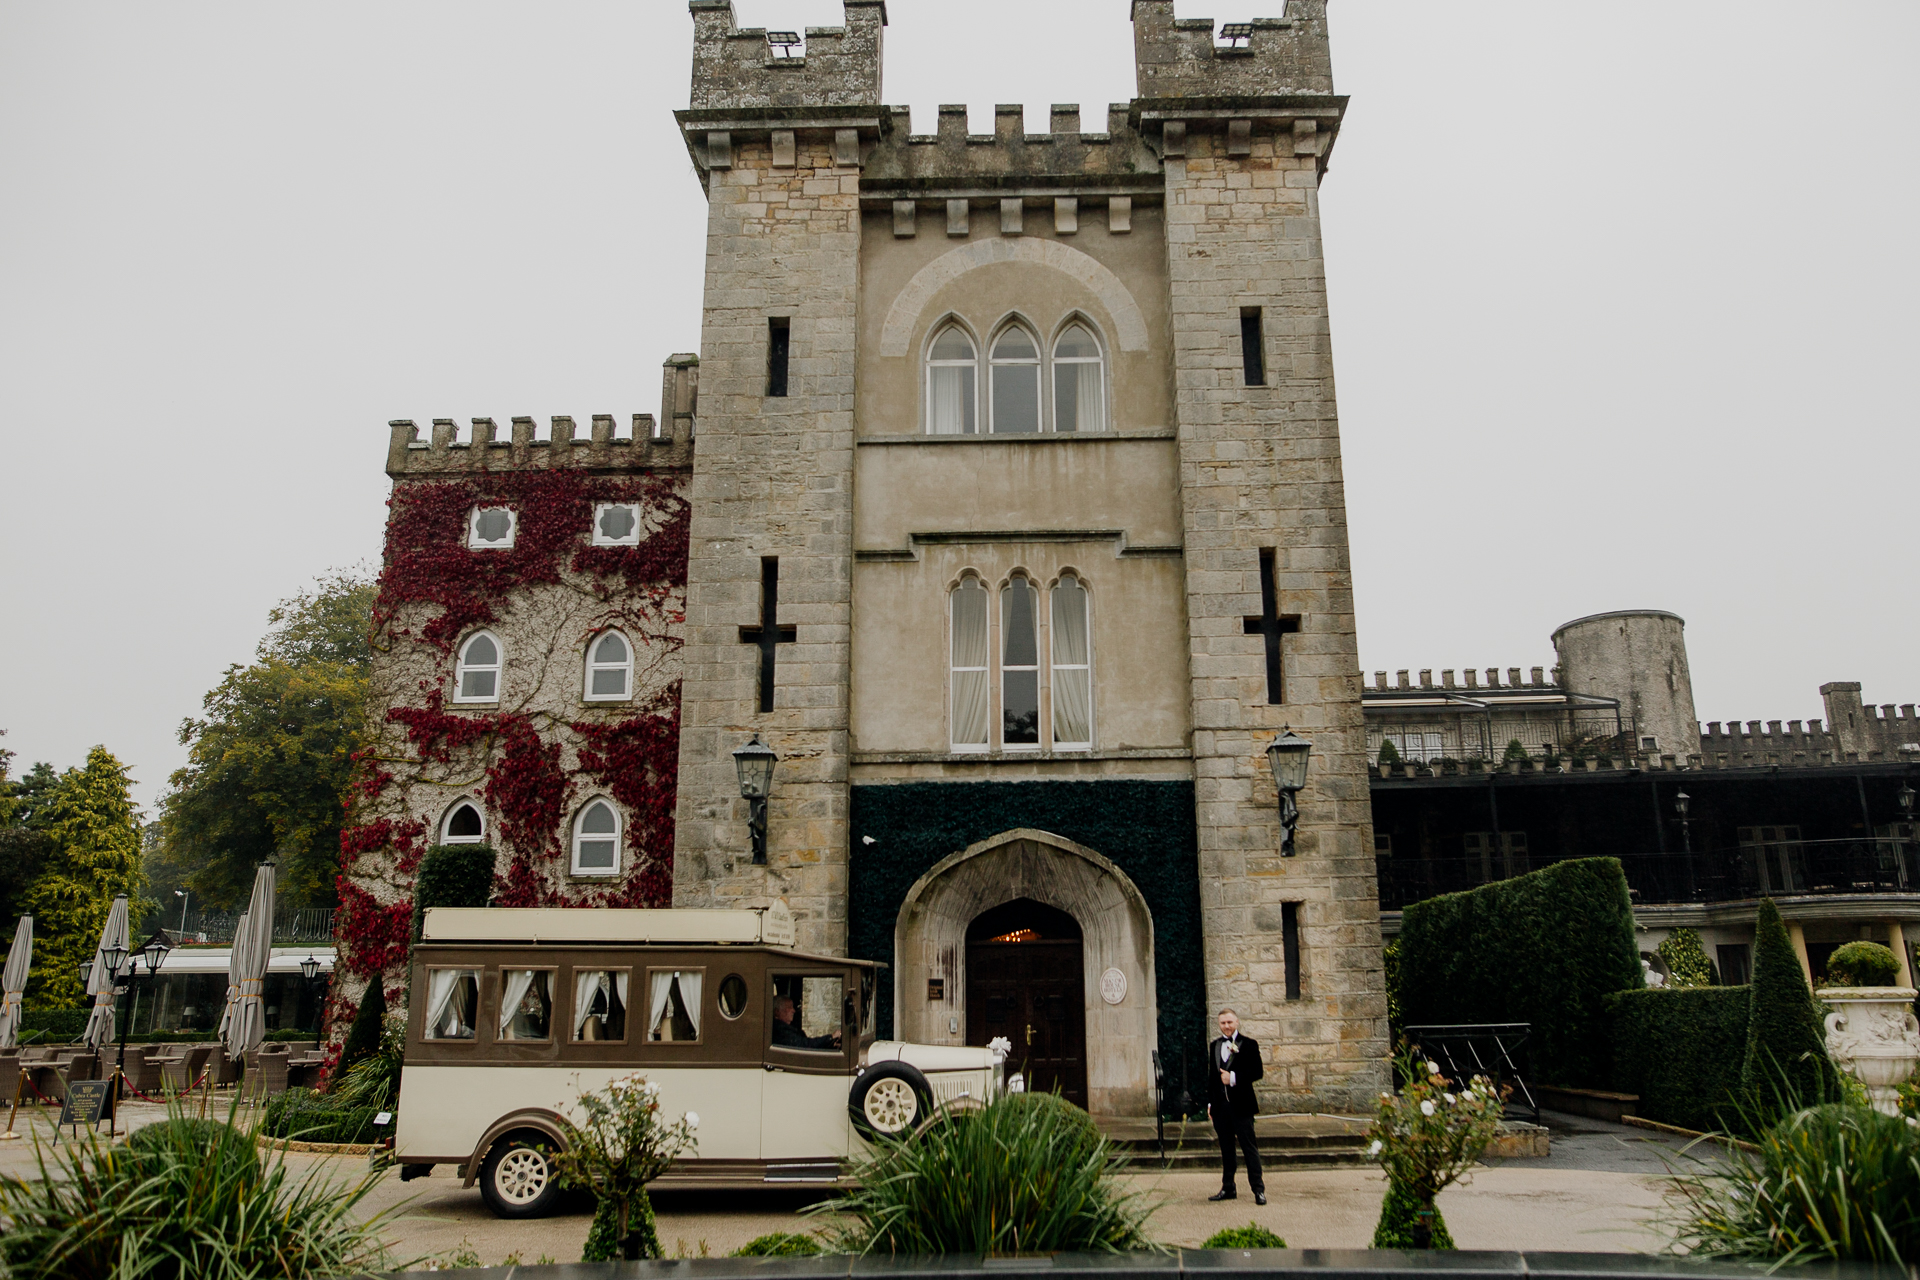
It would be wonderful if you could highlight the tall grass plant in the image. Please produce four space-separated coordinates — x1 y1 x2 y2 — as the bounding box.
818 1092 1157 1255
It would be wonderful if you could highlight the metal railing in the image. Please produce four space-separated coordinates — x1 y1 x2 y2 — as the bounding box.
165 907 336 946
1376 838 1920 911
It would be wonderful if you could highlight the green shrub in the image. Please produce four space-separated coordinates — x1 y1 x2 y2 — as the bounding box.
1606 986 1749 1131
1657 929 1716 988
1378 739 1401 766
1382 937 1403 1028
733 1232 825 1257
1370 1177 1456 1250
1503 738 1530 762
0 1098 404 1279
335 978 387 1083
1826 941 1901 988
818 1091 1155 1254
261 1087 384 1145
1740 899 1838 1124
1671 1101 1920 1264
1203 1224 1288 1249
410 844 497 942
18 1008 87 1041
1397 858 1641 1087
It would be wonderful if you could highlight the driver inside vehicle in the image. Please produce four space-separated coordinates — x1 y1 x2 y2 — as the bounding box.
770 994 841 1050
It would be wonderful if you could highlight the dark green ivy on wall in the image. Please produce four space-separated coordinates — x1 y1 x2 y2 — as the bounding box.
848 780 1207 1113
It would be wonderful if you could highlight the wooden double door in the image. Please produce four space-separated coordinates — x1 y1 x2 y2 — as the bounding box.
964 900 1088 1107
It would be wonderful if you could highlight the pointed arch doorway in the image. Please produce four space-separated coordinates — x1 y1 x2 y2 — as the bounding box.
965 899 1087 1106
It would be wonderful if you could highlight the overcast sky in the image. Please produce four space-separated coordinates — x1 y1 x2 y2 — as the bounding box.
2 1 1915 812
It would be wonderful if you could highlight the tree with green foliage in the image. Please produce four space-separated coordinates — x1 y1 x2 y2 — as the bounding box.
335 980 388 1085
158 571 373 909
1658 928 1717 988
0 747 55 939
1739 898 1837 1122
23 747 146 1008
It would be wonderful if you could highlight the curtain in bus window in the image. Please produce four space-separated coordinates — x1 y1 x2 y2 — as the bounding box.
499 970 535 1037
648 971 674 1040
424 969 467 1039
676 971 702 1037
574 970 609 1038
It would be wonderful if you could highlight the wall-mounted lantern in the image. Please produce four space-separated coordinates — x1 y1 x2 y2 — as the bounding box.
1265 727 1312 857
732 735 779 865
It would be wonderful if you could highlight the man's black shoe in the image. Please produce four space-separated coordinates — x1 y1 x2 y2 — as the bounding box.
1254 1192 1268 1206
1208 1190 1236 1202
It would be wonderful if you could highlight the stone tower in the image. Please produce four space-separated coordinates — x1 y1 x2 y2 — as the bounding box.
669 0 1385 1111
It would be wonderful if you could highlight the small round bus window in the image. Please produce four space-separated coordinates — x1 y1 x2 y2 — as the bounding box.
717 974 748 1020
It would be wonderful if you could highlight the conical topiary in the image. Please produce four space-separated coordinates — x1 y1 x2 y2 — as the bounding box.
1371 1178 1456 1250
334 980 386 1089
1738 898 1836 1124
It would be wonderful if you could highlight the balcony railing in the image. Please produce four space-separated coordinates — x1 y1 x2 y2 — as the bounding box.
161 906 337 946
1376 839 1920 911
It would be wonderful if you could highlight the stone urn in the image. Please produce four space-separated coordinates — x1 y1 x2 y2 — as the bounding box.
1821 987 1920 1115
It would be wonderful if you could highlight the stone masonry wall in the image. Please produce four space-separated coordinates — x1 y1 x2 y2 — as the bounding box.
670 133 861 956
1162 119 1388 1111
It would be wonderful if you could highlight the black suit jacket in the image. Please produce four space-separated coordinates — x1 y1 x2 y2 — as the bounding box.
1205 1035 1264 1117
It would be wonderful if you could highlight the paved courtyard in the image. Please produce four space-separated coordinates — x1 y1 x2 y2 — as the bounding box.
0 1103 1690 1269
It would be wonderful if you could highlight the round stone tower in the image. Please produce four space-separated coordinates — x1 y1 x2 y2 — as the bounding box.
1552 610 1700 759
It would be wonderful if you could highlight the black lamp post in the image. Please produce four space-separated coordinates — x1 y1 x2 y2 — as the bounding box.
1674 790 1696 901
732 736 778 866
299 955 324 1034
1266 728 1313 857
105 934 171 1131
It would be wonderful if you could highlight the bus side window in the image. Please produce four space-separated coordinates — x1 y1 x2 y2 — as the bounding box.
423 969 480 1041
572 969 630 1042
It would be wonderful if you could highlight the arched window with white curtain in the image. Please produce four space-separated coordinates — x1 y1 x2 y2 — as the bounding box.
454 631 502 703
950 577 990 751
925 325 978 435
1051 323 1105 433
989 326 1041 434
1051 574 1092 748
584 630 633 701
572 799 621 876
1001 575 1040 746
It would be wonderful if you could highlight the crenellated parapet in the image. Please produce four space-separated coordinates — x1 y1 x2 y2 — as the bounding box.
688 0 884 111
386 413 693 479
1130 0 1333 99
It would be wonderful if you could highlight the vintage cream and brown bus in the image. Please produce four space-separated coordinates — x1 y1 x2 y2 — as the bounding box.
394 905 1008 1217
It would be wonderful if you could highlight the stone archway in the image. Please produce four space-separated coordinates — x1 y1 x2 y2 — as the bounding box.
894 829 1157 1116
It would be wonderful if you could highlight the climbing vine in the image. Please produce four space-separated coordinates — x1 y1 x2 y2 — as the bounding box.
332 464 690 1026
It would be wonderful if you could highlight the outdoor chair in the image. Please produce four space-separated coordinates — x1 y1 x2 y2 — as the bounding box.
0 1055 19 1110
119 1046 165 1097
162 1043 215 1093
242 1050 291 1103
209 1045 244 1087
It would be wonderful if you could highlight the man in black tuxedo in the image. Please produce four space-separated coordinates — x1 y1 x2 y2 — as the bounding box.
1204 1008 1266 1203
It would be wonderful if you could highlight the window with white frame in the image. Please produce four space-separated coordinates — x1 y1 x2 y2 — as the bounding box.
584 630 633 701
950 577 990 751
989 327 1041 434
572 799 621 876
1051 324 1105 433
443 801 484 844
593 502 642 546
468 506 517 549
454 631 502 703
926 325 978 435
1050 574 1092 749
1001 575 1040 746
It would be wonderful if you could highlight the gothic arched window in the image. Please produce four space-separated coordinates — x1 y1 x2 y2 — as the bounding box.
925 324 978 435
455 631 502 703
950 576 990 751
989 326 1041 434
584 630 633 701
572 799 621 876
1050 574 1092 748
443 801 485 844
1051 323 1105 433
1001 575 1041 746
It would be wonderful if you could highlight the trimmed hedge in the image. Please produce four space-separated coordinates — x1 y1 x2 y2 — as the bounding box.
848 781 1207 1111
1740 898 1837 1119
1606 986 1750 1131
18 1009 87 1040
410 844 497 942
261 1087 384 1145
1397 858 1641 1088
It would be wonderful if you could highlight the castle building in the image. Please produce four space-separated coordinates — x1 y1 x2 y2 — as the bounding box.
341 0 1389 1116
1364 609 1920 990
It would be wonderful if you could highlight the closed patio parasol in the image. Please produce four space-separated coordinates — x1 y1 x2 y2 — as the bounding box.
83 895 130 1051
222 863 276 1061
0 916 30 1049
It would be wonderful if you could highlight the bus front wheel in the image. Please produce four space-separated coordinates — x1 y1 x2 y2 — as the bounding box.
477 1131 562 1218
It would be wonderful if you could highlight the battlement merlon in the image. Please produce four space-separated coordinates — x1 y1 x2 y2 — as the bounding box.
384 413 694 479
1131 0 1333 99
689 0 885 112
